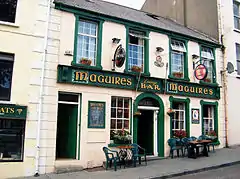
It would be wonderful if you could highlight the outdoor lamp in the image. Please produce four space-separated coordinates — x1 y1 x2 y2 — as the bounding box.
112 38 121 44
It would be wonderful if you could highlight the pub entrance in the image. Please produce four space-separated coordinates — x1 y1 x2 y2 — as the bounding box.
137 98 159 156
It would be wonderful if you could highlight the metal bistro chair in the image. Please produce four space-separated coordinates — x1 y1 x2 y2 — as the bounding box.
102 147 121 171
199 135 216 152
181 137 190 157
130 143 147 167
167 138 184 158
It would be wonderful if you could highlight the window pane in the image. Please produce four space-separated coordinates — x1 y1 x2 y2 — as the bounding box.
111 119 116 129
124 99 129 108
111 97 117 107
0 119 25 161
58 92 78 102
124 109 129 118
0 55 14 101
117 120 123 129
117 108 123 118
0 0 17 23
117 98 123 107
124 120 129 129
111 108 116 118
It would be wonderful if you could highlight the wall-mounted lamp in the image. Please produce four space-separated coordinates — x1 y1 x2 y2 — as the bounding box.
192 54 199 60
112 38 121 44
156 47 164 52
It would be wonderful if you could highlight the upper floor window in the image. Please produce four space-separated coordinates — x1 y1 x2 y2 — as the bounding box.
0 0 18 23
236 43 240 75
233 0 240 30
201 47 215 83
128 30 145 72
0 53 14 101
170 39 187 79
77 20 98 66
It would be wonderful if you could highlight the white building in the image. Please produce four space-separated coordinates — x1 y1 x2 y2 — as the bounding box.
0 0 225 178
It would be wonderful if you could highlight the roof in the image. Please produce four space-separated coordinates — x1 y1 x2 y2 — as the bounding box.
54 0 219 45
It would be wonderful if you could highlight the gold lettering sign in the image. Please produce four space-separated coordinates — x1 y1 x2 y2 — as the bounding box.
140 79 161 91
0 107 15 114
75 71 88 81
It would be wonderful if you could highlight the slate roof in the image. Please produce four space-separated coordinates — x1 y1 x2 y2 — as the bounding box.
54 0 219 45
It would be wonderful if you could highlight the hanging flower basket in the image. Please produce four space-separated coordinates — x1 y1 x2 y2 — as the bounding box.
131 65 142 73
79 58 92 65
167 108 175 117
172 72 183 78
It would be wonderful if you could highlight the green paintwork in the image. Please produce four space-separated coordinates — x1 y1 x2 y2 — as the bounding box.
54 2 221 48
56 104 78 159
133 93 165 157
169 96 190 138
200 100 219 137
0 104 27 119
57 65 221 99
168 38 190 81
88 101 106 129
72 15 103 70
166 80 220 99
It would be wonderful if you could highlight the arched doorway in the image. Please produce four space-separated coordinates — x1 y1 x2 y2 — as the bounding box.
133 93 165 157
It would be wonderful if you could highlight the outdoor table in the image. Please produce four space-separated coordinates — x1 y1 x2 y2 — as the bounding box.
188 140 212 159
116 145 133 167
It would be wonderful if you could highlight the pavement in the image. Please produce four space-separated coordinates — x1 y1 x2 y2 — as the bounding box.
172 164 240 179
15 146 240 179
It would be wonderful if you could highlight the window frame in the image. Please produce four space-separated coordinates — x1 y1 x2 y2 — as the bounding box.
236 43 240 75
199 45 217 84
125 26 150 76
72 14 103 70
200 100 218 137
171 102 186 131
233 0 240 30
0 53 14 101
169 96 190 137
0 0 18 24
169 38 189 81
110 97 131 136
202 105 214 135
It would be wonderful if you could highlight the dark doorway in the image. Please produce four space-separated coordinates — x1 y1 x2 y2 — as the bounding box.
137 110 154 155
56 103 78 159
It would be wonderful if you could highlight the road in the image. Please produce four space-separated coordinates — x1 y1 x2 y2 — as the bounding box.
173 164 240 179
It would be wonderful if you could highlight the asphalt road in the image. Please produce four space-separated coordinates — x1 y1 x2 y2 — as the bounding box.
173 164 240 179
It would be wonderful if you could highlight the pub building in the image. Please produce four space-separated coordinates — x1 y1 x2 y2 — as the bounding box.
0 0 224 177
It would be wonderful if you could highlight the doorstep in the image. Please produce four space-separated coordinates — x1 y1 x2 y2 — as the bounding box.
54 159 84 174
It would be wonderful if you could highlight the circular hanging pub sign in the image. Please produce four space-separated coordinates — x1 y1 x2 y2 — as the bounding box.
194 64 208 80
114 45 126 68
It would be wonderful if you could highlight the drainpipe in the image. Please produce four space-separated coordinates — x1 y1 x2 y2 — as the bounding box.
34 0 51 176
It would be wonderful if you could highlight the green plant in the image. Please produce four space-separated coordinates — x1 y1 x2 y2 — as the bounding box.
172 72 183 78
112 129 132 143
131 65 142 72
173 130 187 139
79 57 92 65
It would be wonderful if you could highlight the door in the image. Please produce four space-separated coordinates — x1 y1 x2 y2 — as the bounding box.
56 103 78 159
137 110 154 155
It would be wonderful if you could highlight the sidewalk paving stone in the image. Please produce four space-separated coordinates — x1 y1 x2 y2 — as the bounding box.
14 146 240 179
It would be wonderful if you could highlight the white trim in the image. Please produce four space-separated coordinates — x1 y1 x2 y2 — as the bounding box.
0 21 19 28
58 101 79 105
76 94 81 160
153 110 158 157
138 106 159 110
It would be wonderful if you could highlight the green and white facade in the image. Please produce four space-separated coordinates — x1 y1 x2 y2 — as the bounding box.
0 0 226 177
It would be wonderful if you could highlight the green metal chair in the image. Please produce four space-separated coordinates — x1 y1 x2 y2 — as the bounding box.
130 143 147 167
102 147 121 171
167 138 184 158
181 137 190 157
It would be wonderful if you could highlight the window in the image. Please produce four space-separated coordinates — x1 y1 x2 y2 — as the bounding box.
201 47 215 83
0 0 18 23
170 40 187 79
128 30 145 72
110 97 130 138
233 0 240 30
172 102 185 132
0 119 25 162
203 105 214 135
76 19 98 66
236 43 240 75
0 53 14 101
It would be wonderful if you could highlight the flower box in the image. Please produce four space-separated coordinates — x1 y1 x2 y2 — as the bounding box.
79 58 92 65
112 129 132 144
172 72 183 78
131 65 142 73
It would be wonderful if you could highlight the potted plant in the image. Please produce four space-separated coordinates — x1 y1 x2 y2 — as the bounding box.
167 108 175 117
110 130 117 144
79 57 92 65
172 72 183 78
113 128 132 144
207 130 217 141
174 130 187 139
203 78 211 83
131 65 142 73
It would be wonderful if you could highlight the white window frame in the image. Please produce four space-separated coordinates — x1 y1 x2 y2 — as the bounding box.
203 105 214 135
128 31 145 72
172 102 185 132
110 97 131 134
170 40 186 76
236 43 240 75
201 47 214 82
233 0 240 30
77 19 98 66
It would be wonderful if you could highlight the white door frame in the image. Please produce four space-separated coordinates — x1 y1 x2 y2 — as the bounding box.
137 106 159 156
